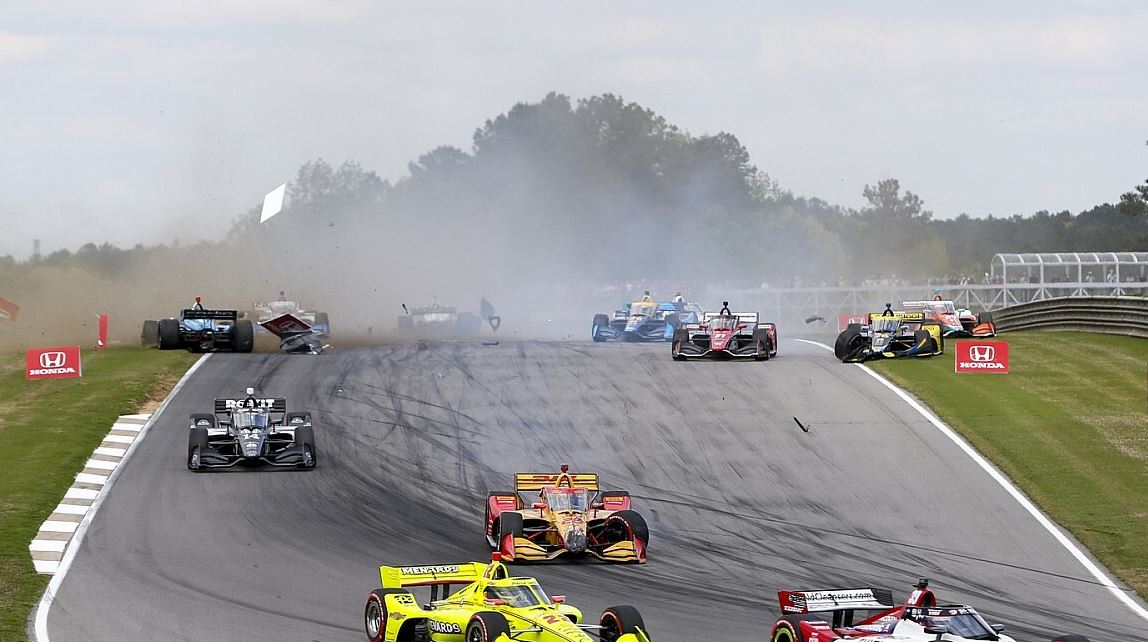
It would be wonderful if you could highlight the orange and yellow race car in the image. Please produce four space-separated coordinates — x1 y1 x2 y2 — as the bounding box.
483 464 649 563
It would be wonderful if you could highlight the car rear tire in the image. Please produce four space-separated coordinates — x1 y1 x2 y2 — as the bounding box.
978 310 994 324
314 312 330 334
770 615 812 642
671 328 689 360
485 491 516 548
157 318 180 350
364 588 412 642
141 320 159 347
592 314 610 342
466 611 511 642
234 319 254 353
599 605 646 641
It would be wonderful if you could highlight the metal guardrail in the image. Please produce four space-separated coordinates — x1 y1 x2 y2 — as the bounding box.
995 296 1148 338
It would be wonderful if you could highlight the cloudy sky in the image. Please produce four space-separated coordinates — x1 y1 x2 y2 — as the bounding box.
2 1 1146 258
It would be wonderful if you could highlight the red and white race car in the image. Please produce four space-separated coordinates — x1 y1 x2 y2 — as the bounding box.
768 578 1089 642
671 303 777 361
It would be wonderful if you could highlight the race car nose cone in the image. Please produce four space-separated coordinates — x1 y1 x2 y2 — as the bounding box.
564 528 587 553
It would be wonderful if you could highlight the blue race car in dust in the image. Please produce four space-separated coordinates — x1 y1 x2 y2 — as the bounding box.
592 293 703 342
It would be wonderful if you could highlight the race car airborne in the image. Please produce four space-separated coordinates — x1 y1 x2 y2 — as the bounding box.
833 305 943 363
143 296 254 353
363 556 652 642
900 299 996 337
670 303 777 360
592 293 702 342
484 464 649 563
186 388 317 470
250 291 330 334
768 578 1090 642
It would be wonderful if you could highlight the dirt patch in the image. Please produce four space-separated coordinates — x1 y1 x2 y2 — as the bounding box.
137 363 193 414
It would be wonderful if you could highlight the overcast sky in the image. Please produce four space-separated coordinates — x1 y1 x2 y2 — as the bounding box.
2 1 1146 258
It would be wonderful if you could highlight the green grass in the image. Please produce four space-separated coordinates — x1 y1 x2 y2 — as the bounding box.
869 331 1148 600
0 347 198 642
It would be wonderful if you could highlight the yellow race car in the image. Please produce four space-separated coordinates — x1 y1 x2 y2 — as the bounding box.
363 556 652 642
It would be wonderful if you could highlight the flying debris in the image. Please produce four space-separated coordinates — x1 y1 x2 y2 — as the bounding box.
804 315 826 324
260 183 286 223
480 298 501 332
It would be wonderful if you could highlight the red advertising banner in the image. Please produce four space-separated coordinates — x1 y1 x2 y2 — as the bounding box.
97 314 109 350
0 296 19 321
955 340 1009 374
26 346 83 380
837 314 868 333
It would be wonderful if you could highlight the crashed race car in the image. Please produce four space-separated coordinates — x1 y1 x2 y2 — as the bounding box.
251 291 330 334
484 464 649 563
363 555 652 642
187 388 317 470
592 293 703 342
671 303 777 361
900 299 996 337
398 297 500 336
259 312 329 354
833 305 943 363
143 296 254 352
769 578 1090 642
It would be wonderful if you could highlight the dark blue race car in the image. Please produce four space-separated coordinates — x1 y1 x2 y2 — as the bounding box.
592 295 703 342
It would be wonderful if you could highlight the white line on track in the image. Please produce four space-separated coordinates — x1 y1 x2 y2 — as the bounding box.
32 353 212 642
795 338 1148 622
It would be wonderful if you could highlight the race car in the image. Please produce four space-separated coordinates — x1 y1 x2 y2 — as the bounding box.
259 312 328 354
145 296 254 353
833 305 943 363
592 293 703 342
250 291 330 334
670 303 777 360
900 299 996 337
398 298 484 335
768 578 1090 642
484 464 649 563
363 555 652 642
186 387 317 470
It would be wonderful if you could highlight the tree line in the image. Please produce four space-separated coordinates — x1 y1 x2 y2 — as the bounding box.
8 93 1148 286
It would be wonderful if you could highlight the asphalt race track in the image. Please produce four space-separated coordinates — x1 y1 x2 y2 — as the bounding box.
43 340 1148 641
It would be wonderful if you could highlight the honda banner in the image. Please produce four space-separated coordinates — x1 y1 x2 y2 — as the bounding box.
26 346 83 380
955 340 1009 374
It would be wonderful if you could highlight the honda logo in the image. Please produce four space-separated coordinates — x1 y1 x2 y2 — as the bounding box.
968 345 995 361
39 351 67 368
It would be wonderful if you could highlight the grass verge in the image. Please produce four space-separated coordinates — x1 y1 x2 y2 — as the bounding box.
0 347 198 642
869 331 1148 600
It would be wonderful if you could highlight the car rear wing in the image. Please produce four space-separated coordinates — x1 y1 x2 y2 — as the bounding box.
214 398 287 413
778 588 894 614
379 562 489 589
515 472 600 492
865 311 926 324
182 308 238 320
702 311 759 324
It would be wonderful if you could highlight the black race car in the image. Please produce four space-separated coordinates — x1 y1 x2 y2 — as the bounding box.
187 388 317 470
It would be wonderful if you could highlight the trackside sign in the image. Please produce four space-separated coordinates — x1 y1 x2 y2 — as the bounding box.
955 340 1009 374
26 346 83 380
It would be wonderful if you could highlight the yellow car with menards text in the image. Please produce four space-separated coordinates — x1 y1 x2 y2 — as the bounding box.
363 557 652 642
